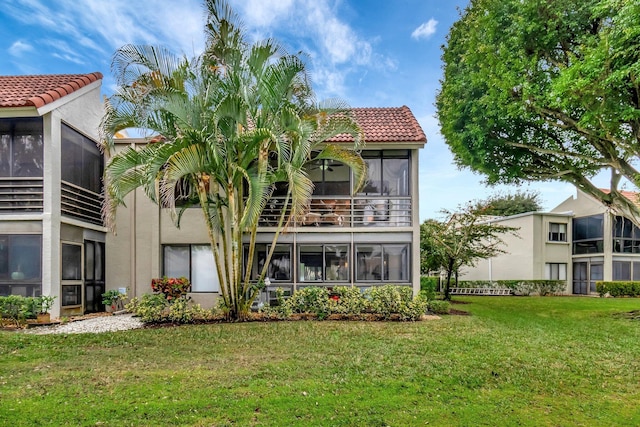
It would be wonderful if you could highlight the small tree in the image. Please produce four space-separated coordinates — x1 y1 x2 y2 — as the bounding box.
422 204 518 300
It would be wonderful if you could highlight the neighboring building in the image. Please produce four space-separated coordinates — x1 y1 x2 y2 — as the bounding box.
462 188 640 295
0 73 106 318
107 107 427 307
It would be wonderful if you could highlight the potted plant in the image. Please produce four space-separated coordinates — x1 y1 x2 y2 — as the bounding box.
102 289 127 312
36 295 56 323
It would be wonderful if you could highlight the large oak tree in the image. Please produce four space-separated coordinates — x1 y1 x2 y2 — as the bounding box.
437 0 640 222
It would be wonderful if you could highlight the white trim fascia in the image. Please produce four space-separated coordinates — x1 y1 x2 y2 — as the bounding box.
61 217 108 233
0 214 44 221
36 80 102 116
0 107 39 118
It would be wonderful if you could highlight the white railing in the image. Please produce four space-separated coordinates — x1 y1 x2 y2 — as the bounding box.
259 196 412 227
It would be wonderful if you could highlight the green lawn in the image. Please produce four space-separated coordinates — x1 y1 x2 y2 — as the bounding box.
1 297 639 426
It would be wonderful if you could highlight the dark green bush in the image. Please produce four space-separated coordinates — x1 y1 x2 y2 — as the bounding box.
0 295 39 327
427 300 451 315
420 276 439 301
286 286 331 319
596 281 640 297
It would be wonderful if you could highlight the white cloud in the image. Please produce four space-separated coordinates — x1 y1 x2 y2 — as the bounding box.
236 0 295 28
8 40 34 56
411 18 438 40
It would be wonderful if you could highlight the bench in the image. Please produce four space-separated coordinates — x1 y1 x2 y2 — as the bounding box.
449 287 512 296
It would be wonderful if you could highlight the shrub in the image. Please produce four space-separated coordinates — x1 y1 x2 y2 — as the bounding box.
126 294 168 323
150 277 191 301
597 281 640 298
457 280 565 295
261 287 293 319
365 285 426 320
286 287 330 319
420 276 439 301
329 286 367 315
0 295 49 327
127 293 216 324
428 300 451 315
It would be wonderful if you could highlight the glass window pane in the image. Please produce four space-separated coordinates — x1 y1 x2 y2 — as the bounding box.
95 242 104 281
61 284 82 306
383 158 409 196
384 244 409 281
360 158 382 195
613 261 631 281
633 262 640 281
61 243 82 281
325 245 349 281
356 244 382 281
164 246 190 278
13 128 43 177
299 245 322 282
0 132 11 177
85 241 95 281
191 245 218 292
267 245 291 281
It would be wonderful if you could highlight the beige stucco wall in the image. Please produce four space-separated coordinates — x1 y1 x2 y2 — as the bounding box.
106 139 424 308
461 212 572 292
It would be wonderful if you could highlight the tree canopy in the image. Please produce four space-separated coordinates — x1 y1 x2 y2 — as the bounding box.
420 204 518 300
100 0 366 320
437 0 640 223
473 190 543 217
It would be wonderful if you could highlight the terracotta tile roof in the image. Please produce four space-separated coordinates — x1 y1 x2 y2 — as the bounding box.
327 106 427 144
601 188 640 204
0 72 103 109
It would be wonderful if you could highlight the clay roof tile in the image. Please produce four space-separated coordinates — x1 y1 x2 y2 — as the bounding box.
326 106 427 144
0 72 103 109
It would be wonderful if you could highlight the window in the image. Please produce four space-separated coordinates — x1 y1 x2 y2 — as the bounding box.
613 261 631 281
0 235 42 296
358 151 409 196
244 244 293 282
307 159 351 196
572 215 604 254
163 245 219 292
61 124 103 194
356 244 409 282
612 216 640 253
545 263 567 280
548 223 567 242
0 118 43 177
61 243 82 306
299 244 349 282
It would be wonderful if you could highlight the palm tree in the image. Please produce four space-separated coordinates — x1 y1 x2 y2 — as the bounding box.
101 0 366 320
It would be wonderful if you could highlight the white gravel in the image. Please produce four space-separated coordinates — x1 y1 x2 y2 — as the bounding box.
24 313 144 335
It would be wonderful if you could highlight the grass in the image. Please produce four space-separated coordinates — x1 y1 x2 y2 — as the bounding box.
1 296 639 426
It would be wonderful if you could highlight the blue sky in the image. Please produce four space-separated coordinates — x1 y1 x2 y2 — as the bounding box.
0 0 586 220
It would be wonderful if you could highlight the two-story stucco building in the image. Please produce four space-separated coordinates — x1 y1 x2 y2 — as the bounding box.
107 107 427 308
463 188 640 295
0 73 106 318
0 73 427 315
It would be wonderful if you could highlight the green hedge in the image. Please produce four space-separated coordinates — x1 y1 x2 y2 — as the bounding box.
596 281 640 297
457 280 566 296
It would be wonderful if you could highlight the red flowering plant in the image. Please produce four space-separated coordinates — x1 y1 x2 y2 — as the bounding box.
150 276 191 301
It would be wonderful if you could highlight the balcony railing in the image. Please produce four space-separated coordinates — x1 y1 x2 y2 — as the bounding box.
259 196 412 228
61 181 104 226
0 177 44 212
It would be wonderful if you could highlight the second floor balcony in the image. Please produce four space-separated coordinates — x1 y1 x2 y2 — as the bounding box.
259 196 412 228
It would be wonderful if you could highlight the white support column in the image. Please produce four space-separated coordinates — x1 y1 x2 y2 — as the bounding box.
411 148 421 295
42 112 62 318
